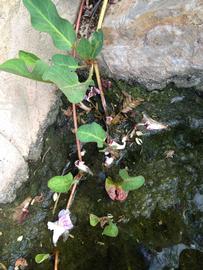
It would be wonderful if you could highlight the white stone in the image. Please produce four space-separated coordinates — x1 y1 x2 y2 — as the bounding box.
0 0 80 203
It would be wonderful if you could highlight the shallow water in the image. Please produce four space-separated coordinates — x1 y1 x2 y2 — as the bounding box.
0 82 203 269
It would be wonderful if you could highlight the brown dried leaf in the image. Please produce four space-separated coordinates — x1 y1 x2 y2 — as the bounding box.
121 91 144 113
15 258 28 270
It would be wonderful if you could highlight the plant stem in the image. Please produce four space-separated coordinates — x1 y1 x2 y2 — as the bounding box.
54 249 59 270
97 0 109 30
94 62 107 116
66 0 86 211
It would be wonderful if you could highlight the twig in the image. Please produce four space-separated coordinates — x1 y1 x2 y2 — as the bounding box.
54 249 59 270
66 174 82 209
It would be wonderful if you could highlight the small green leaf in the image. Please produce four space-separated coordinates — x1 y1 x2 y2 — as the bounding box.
89 214 100 227
43 65 93 103
119 169 145 191
52 54 79 70
35 253 50 264
119 169 129 180
76 38 92 60
90 30 103 59
23 0 76 51
76 30 103 60
0 53 49 82
48 173 74 193
102 222 118 237
77 122 106 148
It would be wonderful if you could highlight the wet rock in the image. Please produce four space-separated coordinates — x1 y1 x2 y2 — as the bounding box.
0 0 80 203
101 0 203 90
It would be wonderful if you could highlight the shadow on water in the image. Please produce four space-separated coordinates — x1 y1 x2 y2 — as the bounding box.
0 82 203 269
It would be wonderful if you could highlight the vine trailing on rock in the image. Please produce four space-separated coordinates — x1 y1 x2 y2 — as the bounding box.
0 0 145 268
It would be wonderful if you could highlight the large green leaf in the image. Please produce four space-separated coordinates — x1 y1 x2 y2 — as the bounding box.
48 173 74 193
76 30 103 60
0 51 49 82
43 65 93 103
119 169 145 191
52 54 79 70
76 122 106 148
23 0 76 51
102 222 118 237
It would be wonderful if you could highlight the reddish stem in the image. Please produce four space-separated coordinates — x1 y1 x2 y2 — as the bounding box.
67 0 86 210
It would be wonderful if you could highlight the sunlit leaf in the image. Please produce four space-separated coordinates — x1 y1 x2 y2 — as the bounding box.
0 52 49 82
119 169 145 191
102 222 118 237
52 54 79 70
89 214 100 227
43 65 93 103
23 0 76 50
35 254 50 264
77 122 106 148
48 173 74 193
19 50 40 68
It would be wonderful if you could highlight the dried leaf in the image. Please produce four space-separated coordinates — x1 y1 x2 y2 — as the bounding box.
15 258 28 269
121 91 144 113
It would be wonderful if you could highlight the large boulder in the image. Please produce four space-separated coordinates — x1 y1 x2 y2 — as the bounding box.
0 0 80 203
101 0 203 89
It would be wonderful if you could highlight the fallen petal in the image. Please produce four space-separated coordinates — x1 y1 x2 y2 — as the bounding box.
142 113 168 130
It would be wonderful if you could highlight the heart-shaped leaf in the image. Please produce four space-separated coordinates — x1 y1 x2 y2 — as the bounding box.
48 173 74 193
0 51 49 82
35 253 50 264
102 222 118 237
89 214 100 227
119 169 145 191
76 30 103 60
52 54 79 70
43 65 93 103
105 177 128 202
23 0 76 51
77 122 106 148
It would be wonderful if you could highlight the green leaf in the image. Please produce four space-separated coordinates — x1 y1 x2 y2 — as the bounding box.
19 50 40 68
102 222 118 237
119 169 145 191
76 30 103 60
23 0 76 51
89 214 100 227
91 30 104 59
35 253 50 264
77 122 106 148
76 38 93 60
119 169 129 180
48 173 74 193
52 54 79 70
0 53 49 82
43 65 93 103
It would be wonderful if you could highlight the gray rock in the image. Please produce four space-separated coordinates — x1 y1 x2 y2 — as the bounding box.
0 0 80 203
101 0 203 90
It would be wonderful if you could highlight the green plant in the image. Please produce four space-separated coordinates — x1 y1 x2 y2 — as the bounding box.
0 0 145 266
89 214 119 237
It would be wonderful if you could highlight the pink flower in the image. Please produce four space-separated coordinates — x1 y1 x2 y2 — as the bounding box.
47 209 73 246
